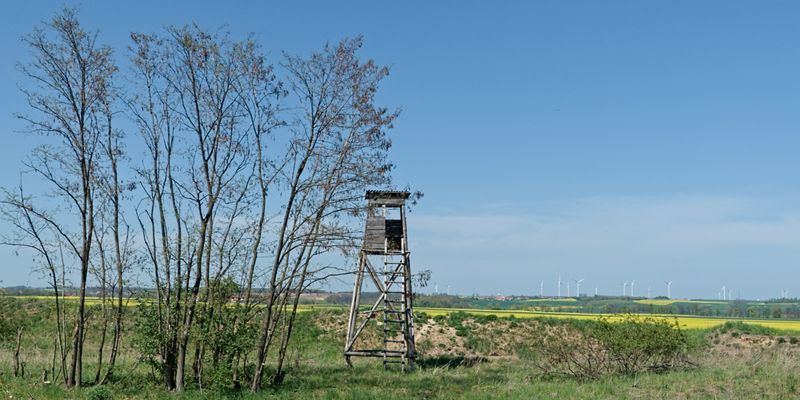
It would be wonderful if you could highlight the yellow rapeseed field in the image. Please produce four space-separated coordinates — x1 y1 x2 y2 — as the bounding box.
18 296 800 332
415 307 800 332
634 299 729 306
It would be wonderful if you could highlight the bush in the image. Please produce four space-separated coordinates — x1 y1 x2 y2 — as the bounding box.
473 314 498 324
531 314 694 379
85 385 114 400
446 311 470 337
527 323 609 379
131 304 163 373
0 297 27 344
590 315 691 375
718 321 780 336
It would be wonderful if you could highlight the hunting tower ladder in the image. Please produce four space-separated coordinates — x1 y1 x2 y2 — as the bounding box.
344 190 416 370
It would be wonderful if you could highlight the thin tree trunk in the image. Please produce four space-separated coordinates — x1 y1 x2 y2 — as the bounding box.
95 252 108 384
103 113 125 384
13 327 23 377
252 131 317 392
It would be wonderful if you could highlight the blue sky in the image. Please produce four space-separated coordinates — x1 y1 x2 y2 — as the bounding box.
1 1 800 299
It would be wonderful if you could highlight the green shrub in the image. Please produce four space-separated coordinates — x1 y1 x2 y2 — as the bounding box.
85 385 114 400
446 311 470 337
531 314 693 379
718 321 779 336
473 314 498 324
131 304 163 373
590 315 690 375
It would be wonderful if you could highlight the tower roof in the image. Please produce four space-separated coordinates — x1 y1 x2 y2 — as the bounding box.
365 190 410 200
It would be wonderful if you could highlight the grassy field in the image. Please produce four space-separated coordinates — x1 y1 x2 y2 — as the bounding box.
3 298 800 399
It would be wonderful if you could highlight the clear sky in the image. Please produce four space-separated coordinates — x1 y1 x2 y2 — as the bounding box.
1 1 800 299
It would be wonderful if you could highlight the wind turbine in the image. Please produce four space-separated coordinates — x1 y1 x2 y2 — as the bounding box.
595 287 598 296
558 275 562 298
630 280 635 298
722 285 726 301
575 279 584 297
540 280 544 297
567 280 571 297
665 281 673 299
623 281 629 297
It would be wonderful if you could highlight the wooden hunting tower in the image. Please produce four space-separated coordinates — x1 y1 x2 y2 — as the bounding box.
344 190 416 370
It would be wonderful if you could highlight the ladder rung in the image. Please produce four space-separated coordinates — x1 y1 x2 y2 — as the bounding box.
383 310 405 314
383 360 405 364
384 339 405 343
383 329 406 334
384 319 405 324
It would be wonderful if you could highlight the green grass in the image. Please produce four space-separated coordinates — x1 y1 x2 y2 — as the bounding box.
4 298 800 398
4 352 800 399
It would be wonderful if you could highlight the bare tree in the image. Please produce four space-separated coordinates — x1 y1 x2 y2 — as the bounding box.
251 36 398 391
8 8 117 388
129 31 181 390
226 37 284 386
130 26 265 392
97 90 130 384
1 184 70 384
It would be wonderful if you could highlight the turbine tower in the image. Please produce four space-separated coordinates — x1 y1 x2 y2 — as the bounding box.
540 280 544 297
623 281 629 297
566 280 571 297
575 279 584 297
630 280 635 298
558 275 562 298
665 281 673 299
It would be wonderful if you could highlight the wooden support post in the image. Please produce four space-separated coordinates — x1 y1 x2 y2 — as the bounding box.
345 254 366 366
